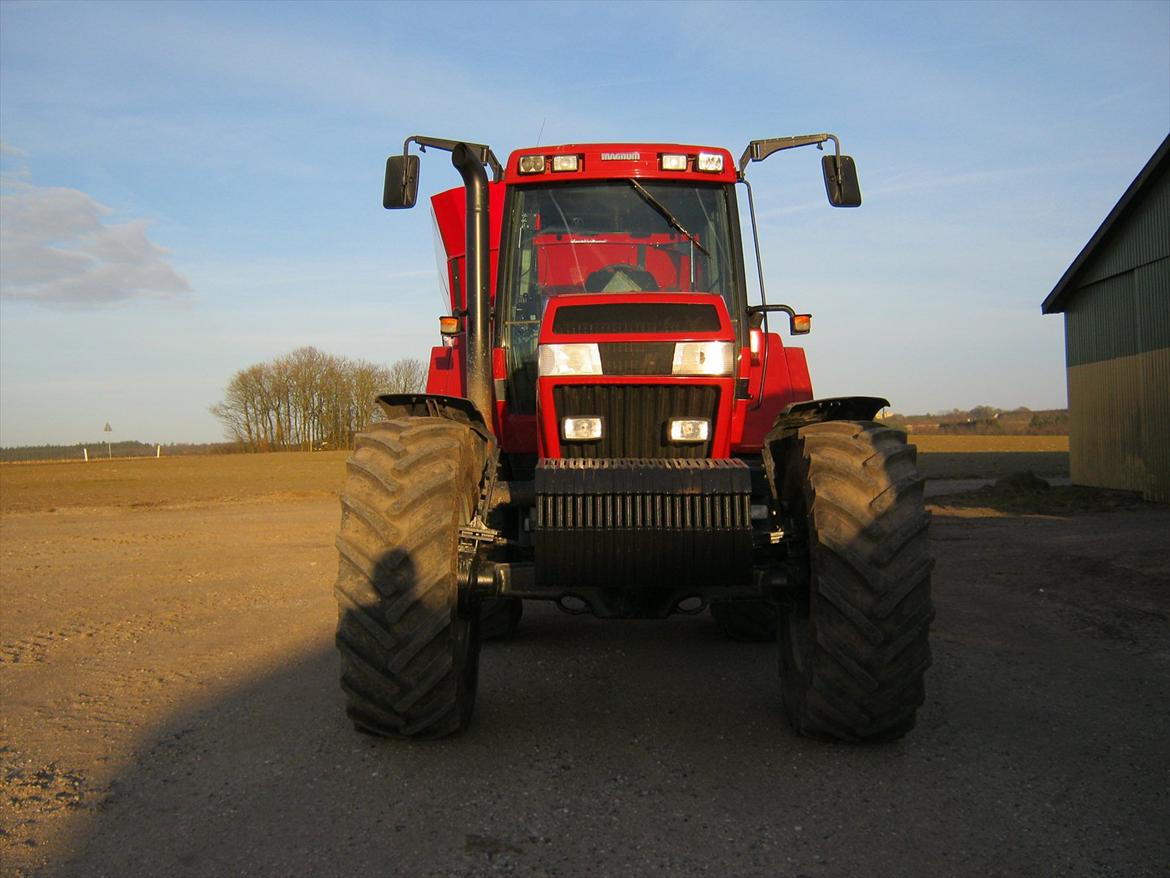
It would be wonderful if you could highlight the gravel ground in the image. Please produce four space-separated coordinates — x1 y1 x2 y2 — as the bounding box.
1 488 1167 877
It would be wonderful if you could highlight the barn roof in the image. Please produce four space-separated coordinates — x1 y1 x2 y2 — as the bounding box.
1042 134 1170 315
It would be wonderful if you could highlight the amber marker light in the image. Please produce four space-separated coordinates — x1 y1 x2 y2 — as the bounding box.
792 314 812 334
439 316 460 336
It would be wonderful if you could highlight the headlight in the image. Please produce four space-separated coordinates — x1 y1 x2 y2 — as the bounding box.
668 418 709 443
538 343 604 376
671 341 734 376
563 417 603 441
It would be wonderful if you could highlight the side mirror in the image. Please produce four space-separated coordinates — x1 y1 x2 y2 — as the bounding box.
383 154 420 209
822 154 861 207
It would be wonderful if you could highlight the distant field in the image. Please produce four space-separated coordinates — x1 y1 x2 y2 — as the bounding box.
906 434 1070 480
907 435 1068 453
0 436 1072 514
0 451 348 515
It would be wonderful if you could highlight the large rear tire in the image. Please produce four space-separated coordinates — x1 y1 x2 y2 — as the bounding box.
333 418 485 739
776 421 934 742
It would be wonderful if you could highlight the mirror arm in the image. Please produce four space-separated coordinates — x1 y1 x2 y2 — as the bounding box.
402 135 504 182
738 132 841 178
742 178 769 319
747 303 798 320
747 302 809 336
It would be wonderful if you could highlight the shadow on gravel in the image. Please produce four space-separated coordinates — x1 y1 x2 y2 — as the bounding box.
931 481 1152 517
51 610 807 877
54 504 1170 877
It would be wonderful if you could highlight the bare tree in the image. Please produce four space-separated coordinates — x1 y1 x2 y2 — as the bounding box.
211 350 418 451
385 357 427 394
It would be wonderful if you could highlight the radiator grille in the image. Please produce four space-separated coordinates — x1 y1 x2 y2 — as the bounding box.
553 384 717 459
597 342 675 375
552 303 721 334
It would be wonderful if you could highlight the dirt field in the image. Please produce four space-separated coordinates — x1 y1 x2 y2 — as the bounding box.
0 452 349 515
908 434 1069 481
2 445 1167 877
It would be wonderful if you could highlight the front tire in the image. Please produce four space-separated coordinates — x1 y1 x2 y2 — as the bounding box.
333 418 486 739
776 421 934 742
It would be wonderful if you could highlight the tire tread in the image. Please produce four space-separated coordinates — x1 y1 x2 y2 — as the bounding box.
778 420 934 742
333 418 483 740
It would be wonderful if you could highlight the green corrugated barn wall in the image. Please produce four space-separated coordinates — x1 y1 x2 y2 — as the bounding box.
1046 138 1169 502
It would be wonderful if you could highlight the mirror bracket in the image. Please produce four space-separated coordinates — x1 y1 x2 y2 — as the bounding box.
383 135 504 210
738 132 861 207
747 303 812 335
738 133 839 176
402 135 504 181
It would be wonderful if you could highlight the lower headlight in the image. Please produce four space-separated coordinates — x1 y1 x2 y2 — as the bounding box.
668 418 710 442
538 343 604 376
563 417 603 441
672 341 734 376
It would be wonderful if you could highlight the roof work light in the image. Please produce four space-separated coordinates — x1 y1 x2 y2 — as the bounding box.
695 152 724 172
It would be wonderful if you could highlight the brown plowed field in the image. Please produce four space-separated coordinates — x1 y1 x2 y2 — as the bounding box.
1 447 1167 877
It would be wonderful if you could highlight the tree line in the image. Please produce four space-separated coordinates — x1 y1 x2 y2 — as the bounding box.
211 347 427 452
885 406 1069 436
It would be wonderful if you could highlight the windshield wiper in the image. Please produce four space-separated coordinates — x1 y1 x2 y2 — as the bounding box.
628 180 710 257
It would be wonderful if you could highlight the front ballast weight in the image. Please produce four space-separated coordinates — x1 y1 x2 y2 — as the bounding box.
534 458 756 618
456 457 771 620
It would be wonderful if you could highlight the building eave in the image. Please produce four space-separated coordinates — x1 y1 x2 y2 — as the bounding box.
1042 134 1170 315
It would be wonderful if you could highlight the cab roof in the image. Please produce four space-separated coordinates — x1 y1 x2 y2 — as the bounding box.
504 143 737 185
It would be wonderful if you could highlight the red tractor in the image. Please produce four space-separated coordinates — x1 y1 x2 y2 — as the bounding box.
334 135 933 742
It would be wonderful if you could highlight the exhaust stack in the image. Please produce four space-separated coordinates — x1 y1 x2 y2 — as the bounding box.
451 143 492 421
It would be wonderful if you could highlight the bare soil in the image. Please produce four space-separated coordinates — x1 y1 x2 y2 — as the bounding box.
1 451 1167 877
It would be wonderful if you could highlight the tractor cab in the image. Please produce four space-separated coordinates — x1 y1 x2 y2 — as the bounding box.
494 148 748 459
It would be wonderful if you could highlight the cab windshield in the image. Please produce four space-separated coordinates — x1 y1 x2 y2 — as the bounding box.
499 181 742 412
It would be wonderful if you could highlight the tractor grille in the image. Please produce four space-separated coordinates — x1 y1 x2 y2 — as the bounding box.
552 303 721 334
553 384 718 459
597 342 675 375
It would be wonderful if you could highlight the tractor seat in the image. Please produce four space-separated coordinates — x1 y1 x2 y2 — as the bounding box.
584 264 659 293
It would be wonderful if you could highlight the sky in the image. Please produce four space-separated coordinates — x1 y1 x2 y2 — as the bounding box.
1 0 1167 446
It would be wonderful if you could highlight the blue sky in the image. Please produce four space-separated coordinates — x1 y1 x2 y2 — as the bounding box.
1 0 1167 446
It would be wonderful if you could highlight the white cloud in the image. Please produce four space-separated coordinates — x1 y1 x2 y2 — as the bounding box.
1 142 29 158
0 176 191 307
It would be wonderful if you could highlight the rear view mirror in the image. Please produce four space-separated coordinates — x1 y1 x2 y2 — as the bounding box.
383 154 420 209
822 154 861 207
